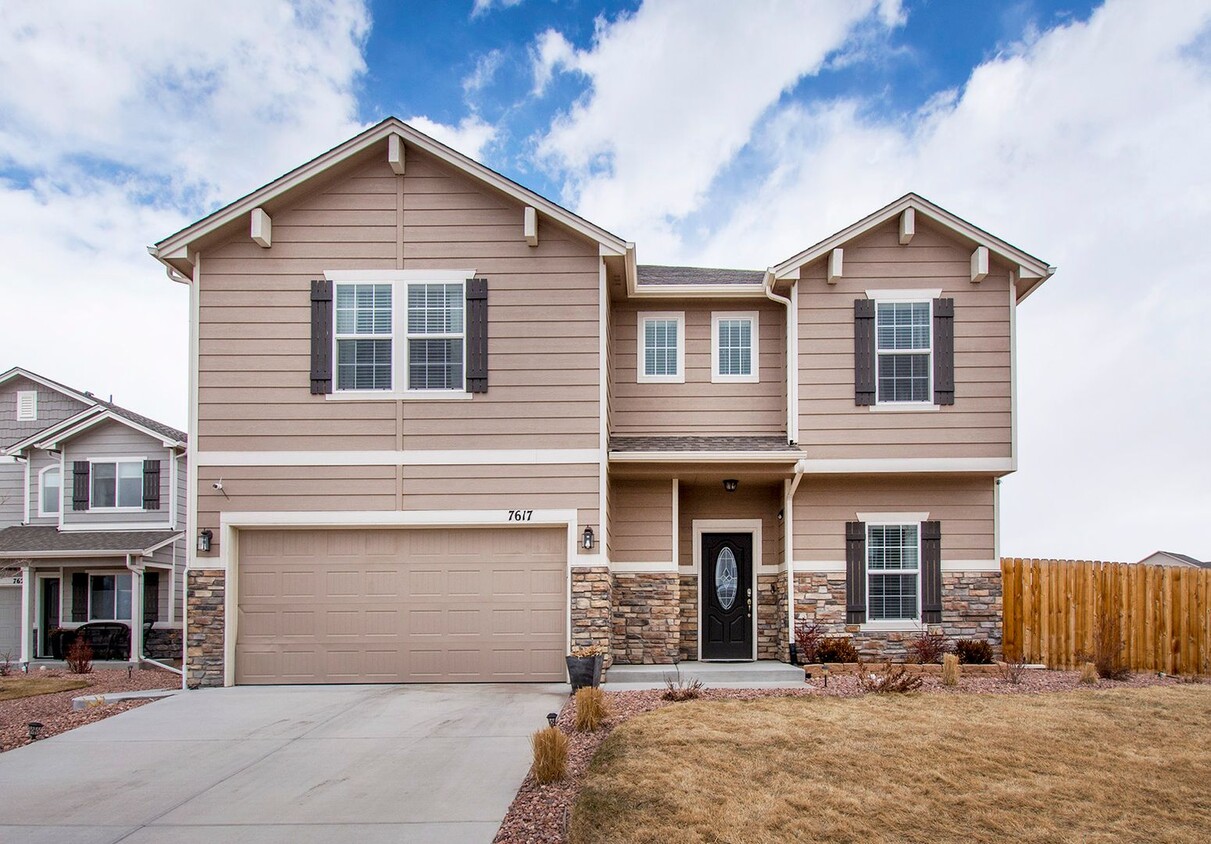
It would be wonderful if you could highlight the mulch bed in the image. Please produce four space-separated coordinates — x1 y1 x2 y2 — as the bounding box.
0 666 178 753
493 669 1195 843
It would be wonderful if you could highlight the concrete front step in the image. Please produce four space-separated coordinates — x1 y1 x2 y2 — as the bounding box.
604 660 805 688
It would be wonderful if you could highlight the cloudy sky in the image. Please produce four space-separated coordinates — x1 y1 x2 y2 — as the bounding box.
0 0 1208 561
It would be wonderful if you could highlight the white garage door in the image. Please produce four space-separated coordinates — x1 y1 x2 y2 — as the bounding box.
0 587 20 659
234 527 567 684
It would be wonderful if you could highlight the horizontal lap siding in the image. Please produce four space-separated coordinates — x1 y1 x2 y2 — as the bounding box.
399 464 599 531
792 475 994 561
0 462 22 528
62 421 174 526
610 479 673 563
798 220 1011 459
611 300 785 435
678 482 783 570
197 152 601 454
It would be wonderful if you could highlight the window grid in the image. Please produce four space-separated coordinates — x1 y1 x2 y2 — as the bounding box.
406 283 465 391
717 318 752 376
867 523 920 622
335 283 393 391
876 301 931 403
643 319 679 377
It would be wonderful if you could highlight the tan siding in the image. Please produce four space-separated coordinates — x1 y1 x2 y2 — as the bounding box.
678 482 783 570
797 219 1011 460
610 479 673 563
611 299 786 435
791 475 994 560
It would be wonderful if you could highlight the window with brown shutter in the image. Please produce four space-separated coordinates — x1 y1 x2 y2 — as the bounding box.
932 298 955 405
310 279 334 394
921 520 943 623
845 521 867 624
142 460 161 510
72 461 89 511
466 277 488 393
854 300 876 405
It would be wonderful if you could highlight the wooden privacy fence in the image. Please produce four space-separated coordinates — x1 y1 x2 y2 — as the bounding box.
1001 558 1211 674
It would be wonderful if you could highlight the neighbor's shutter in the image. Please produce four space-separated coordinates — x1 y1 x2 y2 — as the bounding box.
142 459 161 510
854 299 876 406
72 461 90 511
933 298 955 406
465 277 489 393
72 572 89 622
143 571 160 623
845 521 867 624
921 520 943 624
310 279 334 395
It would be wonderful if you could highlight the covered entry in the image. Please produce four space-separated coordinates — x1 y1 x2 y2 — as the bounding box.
233 526 567 684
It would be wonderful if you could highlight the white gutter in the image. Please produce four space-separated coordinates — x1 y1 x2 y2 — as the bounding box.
763 270 798 443
784 458 807 651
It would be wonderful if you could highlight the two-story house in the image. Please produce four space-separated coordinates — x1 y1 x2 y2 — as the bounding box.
0 368 188 666
149 119 1052 688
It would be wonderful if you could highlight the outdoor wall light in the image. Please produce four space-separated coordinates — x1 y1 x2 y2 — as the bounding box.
547 712 558 728
582 527 594 550
722 479 739 493
197 529 212 553
27 722 43 741
777 509 784 522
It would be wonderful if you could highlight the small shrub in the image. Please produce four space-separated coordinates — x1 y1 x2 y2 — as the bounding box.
66 638 93 674
857 661 924 694
815 637 860 664
1079 661 1098 685
794 620 824 664
907 631 950 665
569 643 608 659
574 686 609 731
1091 611 1131 680
0 650 12 676
999 655 1028 685
953 638 994 665
530 726 568 784
941 653 960 686
662 676 704 702
1178 674 1206 684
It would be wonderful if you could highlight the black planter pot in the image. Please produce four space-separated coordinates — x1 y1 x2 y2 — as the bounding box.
566 654 604 690
789 643 800 666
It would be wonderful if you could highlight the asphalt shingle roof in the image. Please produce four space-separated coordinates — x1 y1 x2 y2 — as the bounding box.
0 526 182 557
609 435 800 454
637 265 765 286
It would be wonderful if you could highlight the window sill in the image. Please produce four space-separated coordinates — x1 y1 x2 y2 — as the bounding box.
860 620 924 633
869 403 940 413
710 374 759 384
85 507 145 513
326 391 474 402
636 375 685 385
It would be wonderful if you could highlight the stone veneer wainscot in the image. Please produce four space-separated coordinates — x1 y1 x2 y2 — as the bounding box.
186 569 226 688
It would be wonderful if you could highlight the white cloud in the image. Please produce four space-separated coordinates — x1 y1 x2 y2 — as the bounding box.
463 49 506 94
471 0 524 20
405 115 497 160
531 0 901 252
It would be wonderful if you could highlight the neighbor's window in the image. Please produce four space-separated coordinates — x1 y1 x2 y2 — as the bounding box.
39 467 60 516
875 301 931 403
712 312 758 382
91 461 142 509
638 312 685 383
89 573 132 621
407 283 465 390
867 524 920 622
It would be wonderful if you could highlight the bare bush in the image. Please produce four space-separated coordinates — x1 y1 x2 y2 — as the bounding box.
857 661 924 694
1091 611 1131 681
907 631 950 665
794 620 824 664
66 638 93 674
999 656 1028 685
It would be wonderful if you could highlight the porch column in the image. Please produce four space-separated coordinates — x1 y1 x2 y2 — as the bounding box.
130 563 144 663
19 564 31 664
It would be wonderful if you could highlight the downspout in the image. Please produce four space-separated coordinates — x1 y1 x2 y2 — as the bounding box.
762 270 796 443
128 554 183 676
784 459 807 657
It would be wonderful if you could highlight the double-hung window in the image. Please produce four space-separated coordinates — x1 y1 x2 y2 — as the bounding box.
875 301 931 403
712 311 758 383
89 573 132 621
637 312 685 383
407 283 465 391
866 523 920 622
39 467 60 516
335 283 393 391
90 461 142 509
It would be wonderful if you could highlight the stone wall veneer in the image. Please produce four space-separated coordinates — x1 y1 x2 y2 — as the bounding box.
611 572 679 664
678 573 698 661
185 569 225 688
571 566 612 667
144 627 184 663
756 573 787 660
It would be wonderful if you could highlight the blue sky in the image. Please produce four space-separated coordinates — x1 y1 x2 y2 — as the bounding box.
0 0 1208 560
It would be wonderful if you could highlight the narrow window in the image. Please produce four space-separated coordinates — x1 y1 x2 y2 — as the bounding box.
712 311 758 382
39 467 60 516
335 283 393 391
875 301 931 403
406 282 465 390
637 312 685 383
867 524 920 621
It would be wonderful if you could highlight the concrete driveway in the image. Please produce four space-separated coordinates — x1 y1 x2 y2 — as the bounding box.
0 683 567 843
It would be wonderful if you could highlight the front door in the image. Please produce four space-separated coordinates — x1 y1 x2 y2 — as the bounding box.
41 578 60 657
701 532 753 660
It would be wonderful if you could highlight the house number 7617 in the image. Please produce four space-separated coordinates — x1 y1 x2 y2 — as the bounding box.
507 510 533 522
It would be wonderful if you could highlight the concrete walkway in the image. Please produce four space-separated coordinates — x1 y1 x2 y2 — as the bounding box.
0 682 567 843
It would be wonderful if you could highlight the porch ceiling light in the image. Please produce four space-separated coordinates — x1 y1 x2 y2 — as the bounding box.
723 479 739 493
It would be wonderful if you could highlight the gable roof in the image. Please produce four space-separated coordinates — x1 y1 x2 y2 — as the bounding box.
0 366 94 406
769 193 1056 302
1140 550 1209 568
151 117 633 278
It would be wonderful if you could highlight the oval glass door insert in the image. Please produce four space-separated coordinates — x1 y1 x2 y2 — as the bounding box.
715 547 738 610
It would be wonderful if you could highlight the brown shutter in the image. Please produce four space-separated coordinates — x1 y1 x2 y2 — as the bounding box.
142 459 161 510
465 277 488 393
845 521 867 624
921 520 943 623
72 461 90 511
310 279 334 395
854 299 876 405
72 572 89 622
143 571 160 623
933 298 955 405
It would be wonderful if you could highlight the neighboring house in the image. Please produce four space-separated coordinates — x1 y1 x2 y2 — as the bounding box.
149 118 1054 688
1137 551 1209 569
0 367 187 665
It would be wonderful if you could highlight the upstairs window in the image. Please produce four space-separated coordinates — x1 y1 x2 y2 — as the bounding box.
875 301 931 403
867 523 920 622
91 461 143 509
637 312 685 383
39 466 60 516
712 311 758 383
407 283 465 390
335 283 393 391
16 390 37 421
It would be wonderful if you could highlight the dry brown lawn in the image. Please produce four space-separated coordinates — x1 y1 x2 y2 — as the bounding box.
569 686 1211 844
0 676 89 702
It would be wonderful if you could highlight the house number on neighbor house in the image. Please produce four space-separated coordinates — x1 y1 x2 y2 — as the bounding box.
507 510 534 522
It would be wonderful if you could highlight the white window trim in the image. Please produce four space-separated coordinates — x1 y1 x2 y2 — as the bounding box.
330 275 472 398
863 518 922 627
872 297 936 408
37 465 61 518
16 390 37 421
711 311 759 383
87 570 134 622
636 311 685 384
88 459 145 512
